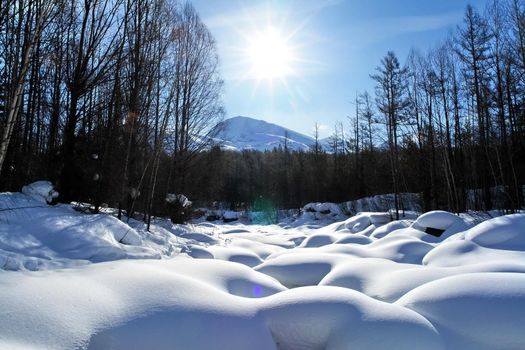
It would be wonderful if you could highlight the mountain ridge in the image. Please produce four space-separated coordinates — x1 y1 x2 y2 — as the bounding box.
212 116 319 152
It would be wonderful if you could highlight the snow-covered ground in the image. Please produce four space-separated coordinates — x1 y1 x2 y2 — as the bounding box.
1 184 525 349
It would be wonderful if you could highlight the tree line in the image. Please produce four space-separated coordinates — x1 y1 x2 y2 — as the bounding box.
1 0 525 220
363 1 525 216
0 0 223 225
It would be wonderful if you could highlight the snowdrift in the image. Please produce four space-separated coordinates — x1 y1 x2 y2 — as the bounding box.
1 186 525 349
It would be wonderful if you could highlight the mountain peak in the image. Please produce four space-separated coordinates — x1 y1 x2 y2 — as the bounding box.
213 116 315 152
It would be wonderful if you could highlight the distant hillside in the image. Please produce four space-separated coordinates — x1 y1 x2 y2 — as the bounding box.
212 116 317 152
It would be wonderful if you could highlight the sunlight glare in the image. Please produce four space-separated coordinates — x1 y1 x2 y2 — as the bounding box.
248 28 293 80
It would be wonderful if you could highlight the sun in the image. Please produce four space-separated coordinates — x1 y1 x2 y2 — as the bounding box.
247 27 294 80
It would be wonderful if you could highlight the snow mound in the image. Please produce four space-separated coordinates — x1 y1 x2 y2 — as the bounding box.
165 193 192 207
320 235 434 264
300 202 346 222
422 240 525 267
21 180 58 204
465 214 525 251
163 258 287 297
298 233 338 247
303 202 343 216
254 253 350 288
413 210 462 230
0 259 445 350
397 273 525 350
181 244 214 259
339 212 391 233
261 286 443 350
321 258 525 303
334 233 373 245
206 245 264 267
370 220 412 239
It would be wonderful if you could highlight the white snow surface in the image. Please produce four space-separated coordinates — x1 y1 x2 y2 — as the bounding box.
1 187 525 349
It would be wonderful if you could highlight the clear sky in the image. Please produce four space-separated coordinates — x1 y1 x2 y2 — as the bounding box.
192 0 489 138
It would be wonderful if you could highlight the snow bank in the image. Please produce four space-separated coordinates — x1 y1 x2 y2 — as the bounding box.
2 187 525 349
301 202 346 221
343 192 422 214
0 259 446 350
304 202 343 215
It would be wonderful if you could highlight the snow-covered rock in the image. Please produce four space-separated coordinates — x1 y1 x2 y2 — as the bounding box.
165 193 192 207
21 181 59 204
397 273 525 350
413 210 462 230
464 214 525 251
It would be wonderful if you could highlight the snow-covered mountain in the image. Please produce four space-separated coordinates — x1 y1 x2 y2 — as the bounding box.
212 116 316 152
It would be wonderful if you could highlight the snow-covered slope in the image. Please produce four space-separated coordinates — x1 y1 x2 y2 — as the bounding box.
1 185 525 349
213 116 316 152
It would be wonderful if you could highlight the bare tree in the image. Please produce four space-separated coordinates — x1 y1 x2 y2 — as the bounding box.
371 51 409 219
0 0 52 175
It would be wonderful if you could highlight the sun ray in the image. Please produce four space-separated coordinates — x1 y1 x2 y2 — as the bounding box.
247 26 294 80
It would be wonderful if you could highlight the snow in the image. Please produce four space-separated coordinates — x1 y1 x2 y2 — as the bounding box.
0 260 444 350
165 193 192 207
21 180 59 204
422 240 525 267
321 258 525 303
342 212 392 231
223 210 240 221
397 273 525 350
298 233 339 247
342 193 422 214
369 219 412 239
254 253 349 288
464 214 525 250
260 286 443 350
1 186 525 349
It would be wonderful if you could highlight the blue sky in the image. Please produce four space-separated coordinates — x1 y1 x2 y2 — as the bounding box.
192 0 489 138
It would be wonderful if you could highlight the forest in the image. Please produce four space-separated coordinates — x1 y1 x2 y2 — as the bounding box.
1 0 525 221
